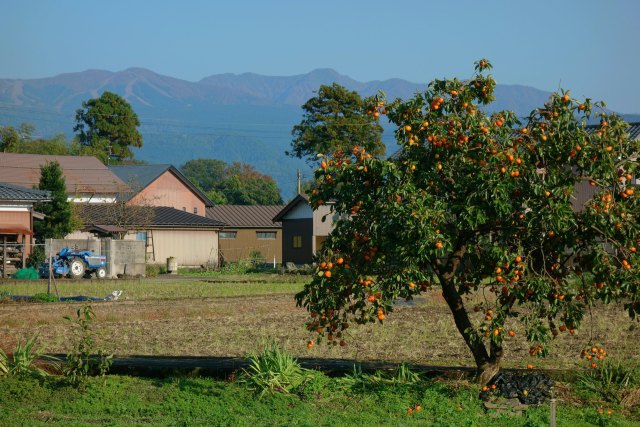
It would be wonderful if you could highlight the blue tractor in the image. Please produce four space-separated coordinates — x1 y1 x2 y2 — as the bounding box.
40 248 108 279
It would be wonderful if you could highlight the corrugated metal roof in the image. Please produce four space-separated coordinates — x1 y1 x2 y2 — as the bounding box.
110 164 214 206
76 204 226 229
0 153 128 195
584 122 640 140
206 205 284 228
0 182 50 202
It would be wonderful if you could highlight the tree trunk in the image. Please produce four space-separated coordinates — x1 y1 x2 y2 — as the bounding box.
437 242 503 384
440 276 502 383
478 359 501 385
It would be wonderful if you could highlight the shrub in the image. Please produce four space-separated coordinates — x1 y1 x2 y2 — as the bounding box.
63 305 112 385
31 293 57 303
249 250 264 266
219 260 250 275
26 245 45 268
145 264 166 278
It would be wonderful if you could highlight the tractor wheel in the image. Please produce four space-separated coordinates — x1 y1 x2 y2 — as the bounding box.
95 267 107 279
68 259 86 279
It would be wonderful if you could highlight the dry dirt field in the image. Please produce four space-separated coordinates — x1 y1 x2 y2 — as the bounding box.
1 277 639 370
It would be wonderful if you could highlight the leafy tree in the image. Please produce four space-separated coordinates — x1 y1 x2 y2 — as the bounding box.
181 159 228 194
74 91 142 162
0 126 20 152
18 134 74 156
0 123 77 155
224 162 284 205
17 123 35 141
34 161 76 239
296 60 640 383
288 83 385 164
181 159 283 205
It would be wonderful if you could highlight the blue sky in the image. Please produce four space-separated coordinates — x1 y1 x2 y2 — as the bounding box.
2 0 639 113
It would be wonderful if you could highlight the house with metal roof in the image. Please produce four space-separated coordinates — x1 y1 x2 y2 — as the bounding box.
109 164 213 217
0 183 50 277
0 153 128 203
206 205 284 264
273 194 336 265
72 203 225 267
571 121 640 210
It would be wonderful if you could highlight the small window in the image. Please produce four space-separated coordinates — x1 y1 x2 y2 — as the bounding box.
193 207 198 214
220 231 237 239
257 231 276 240
136 232 147 242
293 235 302 248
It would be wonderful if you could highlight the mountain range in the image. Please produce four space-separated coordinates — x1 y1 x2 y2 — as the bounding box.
1 68 638 199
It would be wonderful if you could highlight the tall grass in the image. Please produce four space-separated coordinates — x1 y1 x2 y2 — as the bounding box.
0 335 58 377
241 343 314 396
577 360 639 405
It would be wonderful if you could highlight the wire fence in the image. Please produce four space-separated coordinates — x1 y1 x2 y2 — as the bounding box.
0 241 49 278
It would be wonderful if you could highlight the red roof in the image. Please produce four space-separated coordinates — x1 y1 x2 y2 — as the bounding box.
0 153 128 195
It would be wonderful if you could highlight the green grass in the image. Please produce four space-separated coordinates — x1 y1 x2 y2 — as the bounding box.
0 374 637 426
0 275 305 301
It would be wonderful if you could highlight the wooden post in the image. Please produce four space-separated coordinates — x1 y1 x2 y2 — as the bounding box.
47 238 53 295
550 398 556 427
21 234 26 268
1 236 6 279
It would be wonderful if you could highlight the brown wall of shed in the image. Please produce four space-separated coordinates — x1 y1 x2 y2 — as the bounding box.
128 171 206 216
219 228 282 264
282 218 313 265
0 211 31 229
0 210 33 265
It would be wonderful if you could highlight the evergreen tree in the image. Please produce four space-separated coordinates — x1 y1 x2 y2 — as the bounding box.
34 161 75 239
288 83 385 164
74 91 142 163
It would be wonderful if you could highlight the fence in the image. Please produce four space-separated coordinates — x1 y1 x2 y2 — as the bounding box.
0 238 145 279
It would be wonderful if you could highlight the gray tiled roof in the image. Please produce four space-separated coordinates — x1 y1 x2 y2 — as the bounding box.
76 204 225 229
206 205 284 228
0 182 50 202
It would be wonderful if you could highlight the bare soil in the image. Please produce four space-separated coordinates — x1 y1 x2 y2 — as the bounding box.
1 287 638 370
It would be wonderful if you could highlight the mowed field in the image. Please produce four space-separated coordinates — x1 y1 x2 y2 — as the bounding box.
1 274 639 370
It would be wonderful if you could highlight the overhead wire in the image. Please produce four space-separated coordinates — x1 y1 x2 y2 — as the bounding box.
0 102 398 143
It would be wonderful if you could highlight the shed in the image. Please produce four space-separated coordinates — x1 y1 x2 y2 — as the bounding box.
0 183 50 277
72 203 225 267
206 205 284 264
273 194 335 265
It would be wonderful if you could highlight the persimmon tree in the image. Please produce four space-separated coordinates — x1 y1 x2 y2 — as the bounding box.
295 60 640 383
